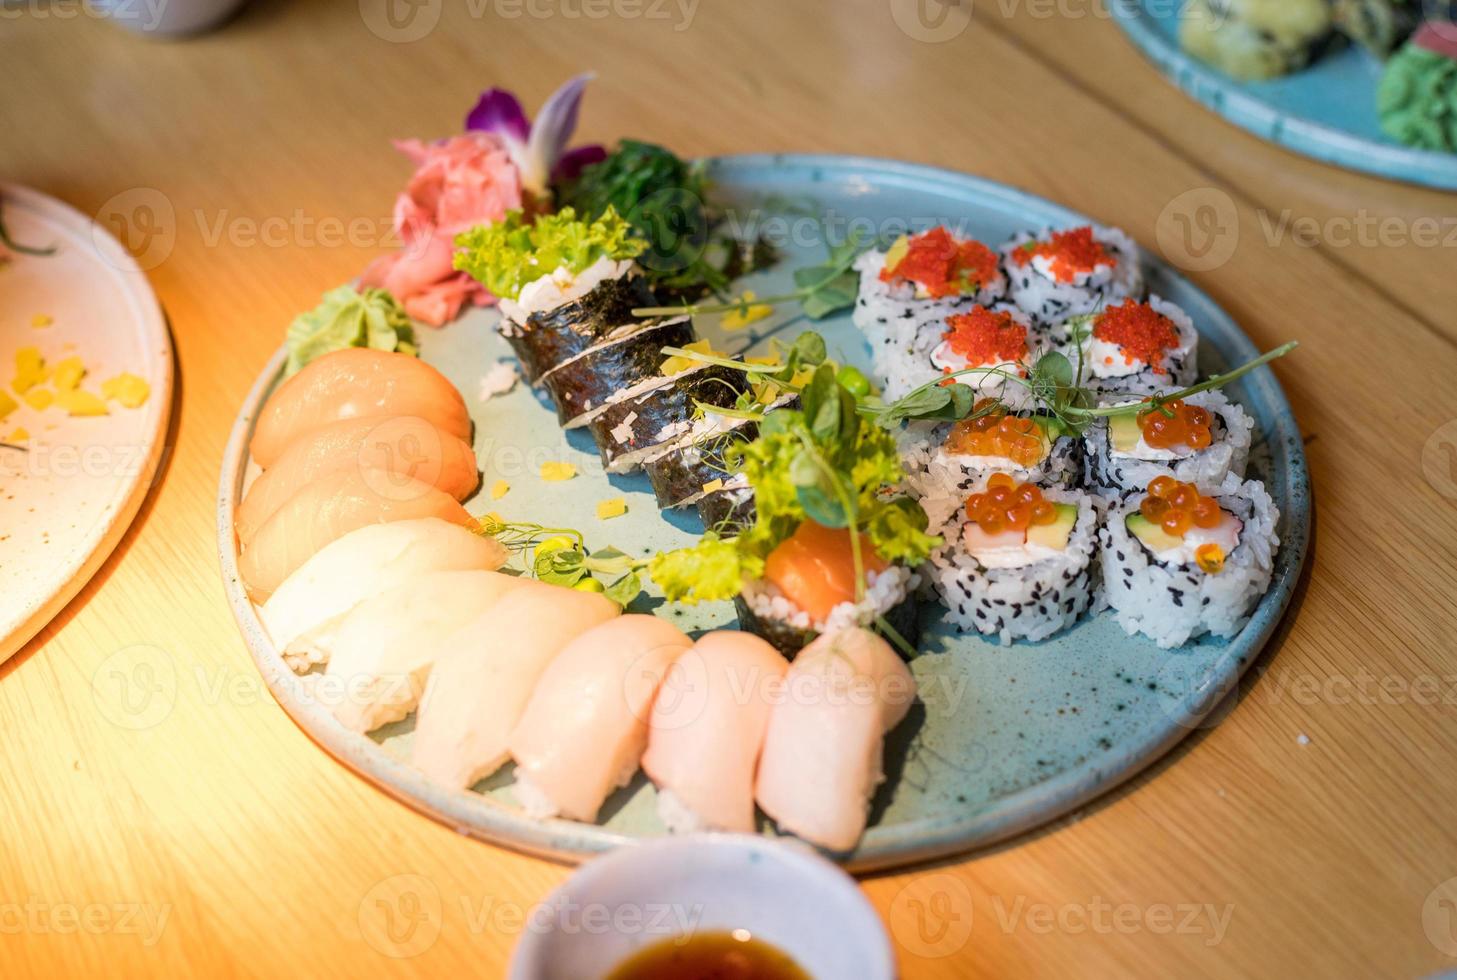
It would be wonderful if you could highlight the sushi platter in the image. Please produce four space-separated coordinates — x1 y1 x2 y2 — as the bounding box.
220 104 1308 869
1111 0 1457 189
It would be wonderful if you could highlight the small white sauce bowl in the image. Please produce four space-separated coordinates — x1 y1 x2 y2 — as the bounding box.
508 834 895 980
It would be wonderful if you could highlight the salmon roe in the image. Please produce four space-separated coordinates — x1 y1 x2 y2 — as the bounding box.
964 473 1057 533
881 227 1000 298
942 306 1028 367
1137 398 1213 450
1140 477 1223 538
1093 299 1180 372
946 400 1047 466
1010 226 1115 283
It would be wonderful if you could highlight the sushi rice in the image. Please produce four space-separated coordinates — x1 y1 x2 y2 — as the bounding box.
1099 474 1279 649
1001 225 1144 325
1052 295 1200 394
740 564 919 636
1083 389 1254 498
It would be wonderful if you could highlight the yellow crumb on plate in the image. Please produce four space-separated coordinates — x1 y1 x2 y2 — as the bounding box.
0 390 17 421
660 339 725 376
490 479 510 500
31 314 52 328
595 497 627 520
745 354 780 367
100 372 150 409
539 461 577 482
701 478 724 495
52 356 85 391
13 346 46 394
55 389 108 417
7 427 29 442
22 388 53 411
721 291 773 331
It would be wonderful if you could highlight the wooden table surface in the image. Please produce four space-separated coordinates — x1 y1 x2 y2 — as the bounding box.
5 1 1457 977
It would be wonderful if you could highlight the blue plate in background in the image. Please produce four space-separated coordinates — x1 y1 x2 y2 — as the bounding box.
219 155 1312 871
1111 0 1457 190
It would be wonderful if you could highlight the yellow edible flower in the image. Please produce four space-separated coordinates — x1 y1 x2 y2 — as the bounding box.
100 373 151 409
12 347 46 394
52 356 85 391
595 498 627 520
721 291 773 331
55 389 108 417
490 479 510 500
539 461 577 482
23 388 53 411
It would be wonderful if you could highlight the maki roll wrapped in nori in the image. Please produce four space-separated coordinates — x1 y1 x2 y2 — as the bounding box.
505 273 658 384
1051 296 1199 394
538 316 696 428
1083 390 1254 498
696 479 756 532
1179 0 1334 81
1001 226 1144 325
644 416 760 509
586 363 750 474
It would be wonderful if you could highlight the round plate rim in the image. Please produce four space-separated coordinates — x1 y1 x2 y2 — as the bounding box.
0 182 174 667
1109 0 1457 191
217 152 1311 873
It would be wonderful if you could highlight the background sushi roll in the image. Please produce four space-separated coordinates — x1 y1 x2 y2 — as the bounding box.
696 478 755 531
1084 390 1254 497
925 304 1045 409
644 415 759 509
503 272 657 384
586 363 749 474
1100 474 1279 649
1052 295 1199 394
538 316 695 427
852 227 1007 401
735 563 919 659
899 414 1082 531
927 480 1099 645
1001 225 1144 324
1180 0 1333 81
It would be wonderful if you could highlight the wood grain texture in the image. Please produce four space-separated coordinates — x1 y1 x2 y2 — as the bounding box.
3 1 1456 977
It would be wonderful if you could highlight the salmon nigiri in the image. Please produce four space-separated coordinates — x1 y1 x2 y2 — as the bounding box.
238 468 474 601
250 349 471 468
754 627 916 852
411 585 620 790
510 615 693 822
323 569 535 733
640 631 788 834
237 415 479 546
260 518 506 672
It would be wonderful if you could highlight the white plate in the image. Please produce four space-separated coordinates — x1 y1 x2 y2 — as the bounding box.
0 184 173 666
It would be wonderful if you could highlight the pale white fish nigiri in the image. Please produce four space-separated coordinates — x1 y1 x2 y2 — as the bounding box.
640 631 788 834
323 569 535 733
237 415 479 547
411 585 620 790
509 615 693 822
754 627 916 853
259 518 507 671
250 348 472 469
239 467 474 601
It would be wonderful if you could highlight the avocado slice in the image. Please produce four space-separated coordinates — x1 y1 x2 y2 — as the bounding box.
1109 414 1141 453
1127 513 1182 553
1027 503 1078 550
882 235 909 273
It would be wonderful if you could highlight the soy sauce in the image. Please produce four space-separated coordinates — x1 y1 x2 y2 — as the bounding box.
605 929 812 980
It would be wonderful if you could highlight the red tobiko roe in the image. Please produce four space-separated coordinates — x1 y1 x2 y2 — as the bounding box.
881 227 1000 298
943 306 1028 367
1011 226 1115 283
1093 299 1180 371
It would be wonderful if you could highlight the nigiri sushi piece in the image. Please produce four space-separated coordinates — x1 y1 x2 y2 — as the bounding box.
259 518 507 671
323 569 534 733
411 585 620 790
640 631 788 834
250 348 471 468
238 468 474 602
237 415 479 546
754 627 916 853
509 615 693 822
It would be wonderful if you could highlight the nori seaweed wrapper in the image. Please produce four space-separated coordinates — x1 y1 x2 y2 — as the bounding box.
696 486 756 532
507 273 659 384
539 317 696 428
732 588 920 660
586 364 751 474
644 418 758 508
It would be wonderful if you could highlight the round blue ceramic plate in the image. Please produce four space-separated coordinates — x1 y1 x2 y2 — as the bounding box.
219 155 1311 872
1111 0 1457 190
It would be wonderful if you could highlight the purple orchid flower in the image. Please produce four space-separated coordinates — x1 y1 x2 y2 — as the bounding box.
466 73 605 197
